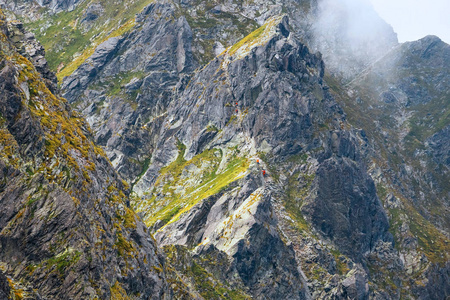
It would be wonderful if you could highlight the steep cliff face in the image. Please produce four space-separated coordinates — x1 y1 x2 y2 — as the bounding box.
0 10 171 299
60 2 196 184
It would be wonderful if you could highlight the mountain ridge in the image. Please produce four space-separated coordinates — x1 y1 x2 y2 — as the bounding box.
0 0 448 299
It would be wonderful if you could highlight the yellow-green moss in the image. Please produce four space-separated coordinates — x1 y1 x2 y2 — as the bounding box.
116 207 137 229
114 232 135 257
12 52 102 186
110 281 131 300
0 128 20 168
7 277 25 300
229 23 267 55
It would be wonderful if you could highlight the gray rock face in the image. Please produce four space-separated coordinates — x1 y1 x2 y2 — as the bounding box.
6 19 57 93
61 2 197 183
303 155 390 260
62 36 122 101
427 125 450 167
0 271 10 299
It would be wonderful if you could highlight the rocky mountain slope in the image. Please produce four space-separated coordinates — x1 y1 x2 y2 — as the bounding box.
342 35 450 233
0 9 177 298
131 15 393 299
0 0 448 299
0 0 398 185
128 14 448 299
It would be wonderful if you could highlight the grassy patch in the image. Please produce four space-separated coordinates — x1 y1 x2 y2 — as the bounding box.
229 23 267 55
138 146 249 229
163 245 251 300
46 248 81 277
206 124 219 132
284 170 314 232
25 0 154 79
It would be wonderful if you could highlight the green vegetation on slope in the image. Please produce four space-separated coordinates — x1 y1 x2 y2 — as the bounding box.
25 0 154 80
326 70 449 291
164 245 251 300
136 144 249 229
6 47 105 188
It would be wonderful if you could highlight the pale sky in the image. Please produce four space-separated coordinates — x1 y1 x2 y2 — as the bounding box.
369 0 450 44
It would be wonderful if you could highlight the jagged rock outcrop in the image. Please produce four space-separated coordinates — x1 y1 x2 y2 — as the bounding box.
128 15 399 299
61 2 196 183
0 9 172 299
